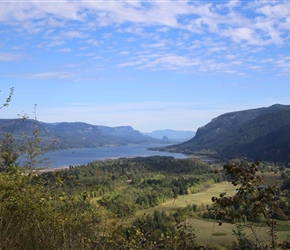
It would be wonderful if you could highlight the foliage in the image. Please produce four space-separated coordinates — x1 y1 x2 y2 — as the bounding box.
0 87 14 110
0 167 105 249
125 210 205 250
20 105 56 171
44 156 223 217
0 133 19 172
211 161 290 249
0 106 55 173
0 163 212 249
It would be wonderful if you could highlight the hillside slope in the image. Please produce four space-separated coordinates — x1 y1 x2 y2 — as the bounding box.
164 104 290 162
237 124 290 162
0 119 161 150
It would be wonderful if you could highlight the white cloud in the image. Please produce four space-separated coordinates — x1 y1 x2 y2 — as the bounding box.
275 56 290 74
1 1 289 48
117 48 251 75
249 65 262 70
257 3 290 19
141 42 168 49
0 1 288 42
57 48 71 53
156 26 170 33
32 2 83 21
0 2 44 22
226 54 236 60
119 51 130 55
61 30 87 39
208 46 227 54
221 27 260 44
37 40 64 48
86 39 99 46
1 0 290 77
5 71 75 79
260 58 274 63
118 52 201 71
0 51 24 61
230 61 243 65
76 52 96 57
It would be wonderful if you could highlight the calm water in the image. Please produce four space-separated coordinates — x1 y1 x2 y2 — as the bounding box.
38 144 186 168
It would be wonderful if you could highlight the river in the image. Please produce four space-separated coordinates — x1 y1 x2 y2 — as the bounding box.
33 144 186 168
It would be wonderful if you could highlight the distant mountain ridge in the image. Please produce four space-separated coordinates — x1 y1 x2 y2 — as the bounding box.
163 104 290 162
145 129 195 142
0 119 162 150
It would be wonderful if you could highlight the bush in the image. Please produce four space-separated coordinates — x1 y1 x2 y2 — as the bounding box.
0 167 103 249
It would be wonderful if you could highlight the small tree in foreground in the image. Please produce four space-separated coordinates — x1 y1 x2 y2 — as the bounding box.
21 104 56 172
211 161 290 250
0 87 17 171
0 87 13 110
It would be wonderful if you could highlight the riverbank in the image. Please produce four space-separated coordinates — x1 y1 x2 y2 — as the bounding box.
38 166 69 173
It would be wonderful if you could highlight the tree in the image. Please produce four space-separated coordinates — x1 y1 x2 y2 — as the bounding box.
21 104 55 172
211 161 289 249
0 133 19 172
0 87 17 171
0 87 14 110
0 87 108 249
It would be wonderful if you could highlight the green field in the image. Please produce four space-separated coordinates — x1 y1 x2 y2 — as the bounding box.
129 180 290 248
156 173 283 212
162 181 237 207
257 172 283 186
132 181 237 218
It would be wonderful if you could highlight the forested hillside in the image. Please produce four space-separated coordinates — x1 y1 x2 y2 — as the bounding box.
0 119 161 150
164 104 290 162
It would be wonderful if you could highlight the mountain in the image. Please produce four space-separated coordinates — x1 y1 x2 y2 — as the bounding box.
0 119 162 150
163 104 290 162
237 124 290 163
145 129 195 142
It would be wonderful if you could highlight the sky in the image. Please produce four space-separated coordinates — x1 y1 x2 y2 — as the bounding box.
0 0 290 133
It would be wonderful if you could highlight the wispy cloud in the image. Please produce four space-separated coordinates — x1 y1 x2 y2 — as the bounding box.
5 71 75 80
1 1 289 77
0 51 25 61
275 56 290 74
57 48 71 53
1 1 290 132
2 1 289 45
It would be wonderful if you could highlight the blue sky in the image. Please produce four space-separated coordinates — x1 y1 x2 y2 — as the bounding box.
0 0 290 132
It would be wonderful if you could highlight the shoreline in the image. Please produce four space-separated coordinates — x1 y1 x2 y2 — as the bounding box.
38 166 69 173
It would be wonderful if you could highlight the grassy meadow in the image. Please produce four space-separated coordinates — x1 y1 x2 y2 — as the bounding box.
123 175 290 248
